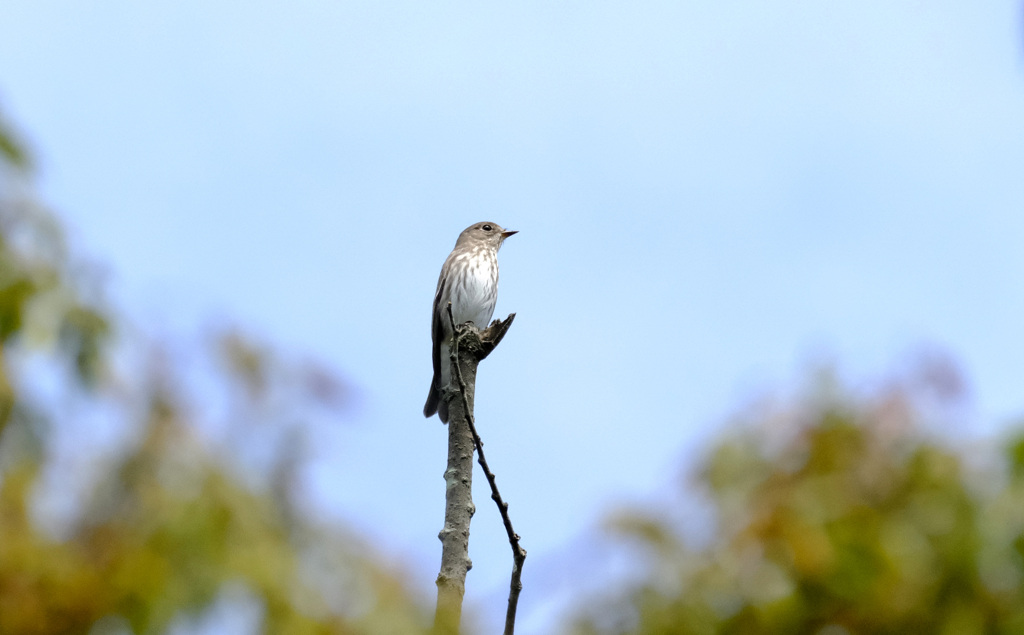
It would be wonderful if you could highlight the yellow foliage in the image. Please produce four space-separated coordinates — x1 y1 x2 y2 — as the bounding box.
573 371 1024 634
0 113 431 634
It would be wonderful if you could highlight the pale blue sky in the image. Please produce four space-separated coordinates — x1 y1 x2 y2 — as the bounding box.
3 2 1024 632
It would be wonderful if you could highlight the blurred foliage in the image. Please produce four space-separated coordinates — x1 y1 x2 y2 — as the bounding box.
0 110 30 171
570 367 1024 635
0 106 430 633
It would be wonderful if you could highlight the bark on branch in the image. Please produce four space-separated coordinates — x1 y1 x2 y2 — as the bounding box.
433 306 525 635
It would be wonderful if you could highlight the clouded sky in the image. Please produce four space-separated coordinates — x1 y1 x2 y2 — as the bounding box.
3 2 1024 632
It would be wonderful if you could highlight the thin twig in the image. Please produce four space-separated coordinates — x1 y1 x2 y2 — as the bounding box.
446 303 527 635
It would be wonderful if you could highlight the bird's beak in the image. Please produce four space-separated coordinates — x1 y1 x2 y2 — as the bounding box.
501 230 518 239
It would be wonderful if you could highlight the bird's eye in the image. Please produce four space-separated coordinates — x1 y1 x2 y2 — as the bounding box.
482 224 493 231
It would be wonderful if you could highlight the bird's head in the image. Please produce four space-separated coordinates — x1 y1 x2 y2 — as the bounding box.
457 221 517 249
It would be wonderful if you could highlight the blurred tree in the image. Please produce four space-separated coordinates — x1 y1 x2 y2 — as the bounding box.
0 106 430 633
570 365 1024 635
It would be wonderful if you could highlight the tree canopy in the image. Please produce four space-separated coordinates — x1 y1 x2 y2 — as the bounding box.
570 366 1024 635
0 106 430 634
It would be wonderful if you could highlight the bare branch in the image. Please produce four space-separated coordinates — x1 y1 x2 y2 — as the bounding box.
433 306 477 633
445 306 526 635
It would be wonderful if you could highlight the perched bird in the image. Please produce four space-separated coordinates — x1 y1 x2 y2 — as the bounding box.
424 221 517 423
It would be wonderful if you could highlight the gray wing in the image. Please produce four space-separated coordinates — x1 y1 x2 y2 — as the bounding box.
430 268 449 390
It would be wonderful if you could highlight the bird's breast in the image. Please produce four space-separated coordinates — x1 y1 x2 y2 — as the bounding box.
447 251 498 327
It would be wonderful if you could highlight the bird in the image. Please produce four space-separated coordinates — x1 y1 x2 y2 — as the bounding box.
424 221 517 423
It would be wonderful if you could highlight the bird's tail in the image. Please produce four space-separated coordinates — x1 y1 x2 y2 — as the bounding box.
423 384 449 423
423 385 439 418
